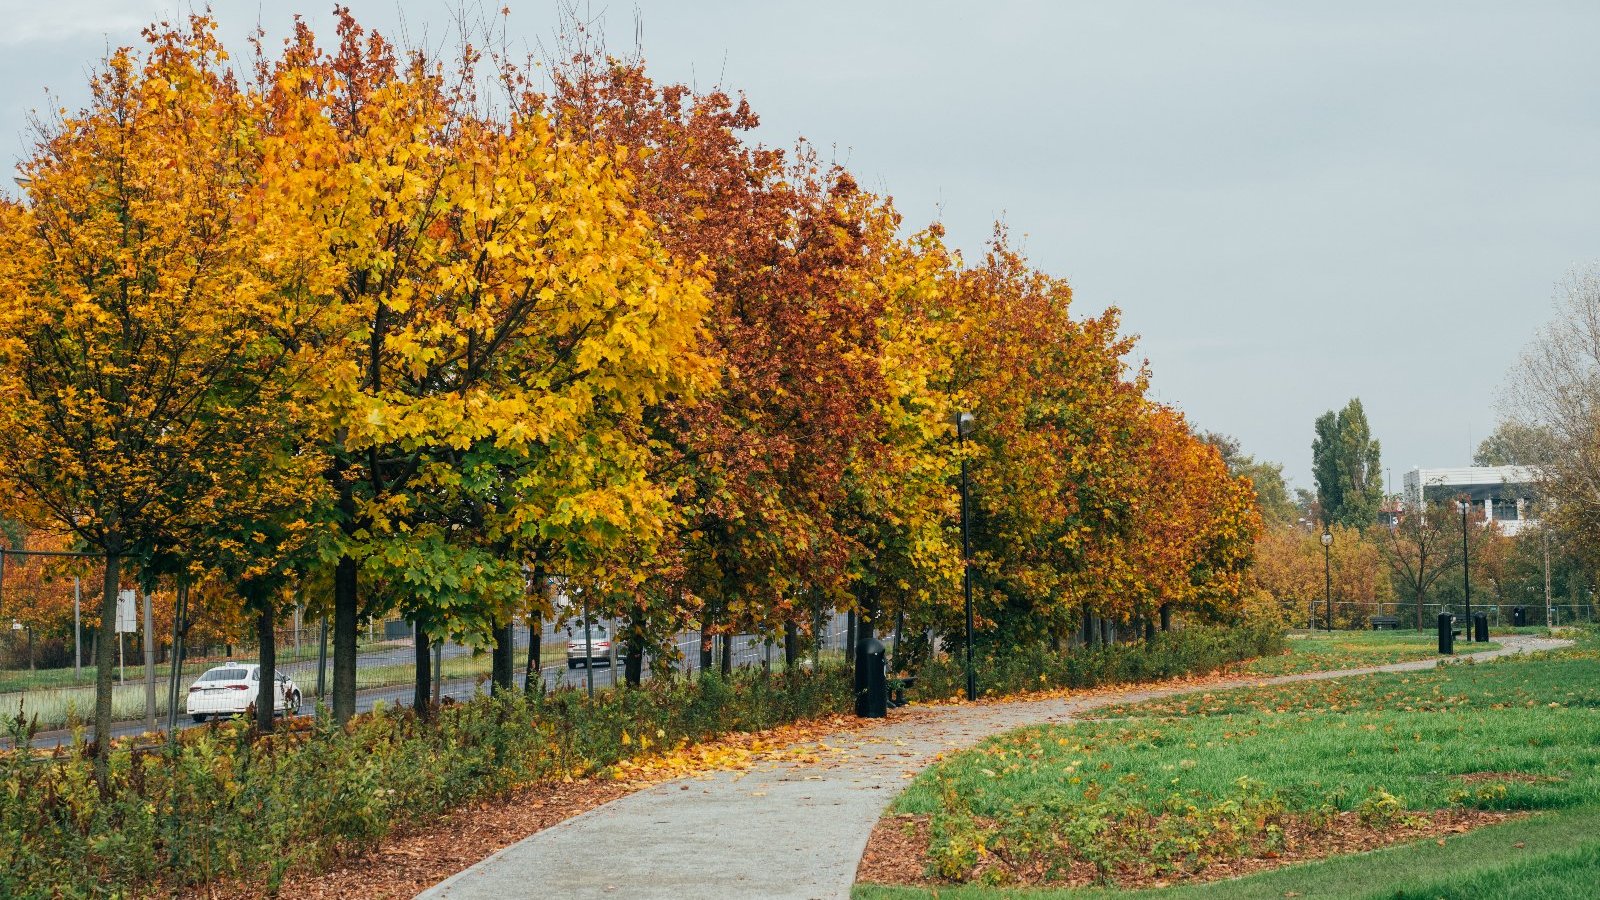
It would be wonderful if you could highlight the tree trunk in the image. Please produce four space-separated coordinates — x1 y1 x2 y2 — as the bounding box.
524 623 542 696
431 640 442 706
719 628 732 676
413 624 431 720
332 553 359 724
1415 588 1425 631
783 620 799 670
92 547 120 785
491 622 514 694
892 609 906 669
1159 602 1172 632
1144 618 1156 643
624 638 644 687
846 609 857 656
256 604 276 734
698 606 713 674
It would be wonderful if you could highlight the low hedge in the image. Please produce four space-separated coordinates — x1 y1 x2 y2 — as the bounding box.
912 623 1283 700
0 624 1280 899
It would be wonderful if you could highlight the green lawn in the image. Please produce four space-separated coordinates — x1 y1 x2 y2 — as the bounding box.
1231 629 1498 677
858 638 1600 898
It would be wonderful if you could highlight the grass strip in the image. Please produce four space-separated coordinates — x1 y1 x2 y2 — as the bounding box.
866 639 1600 894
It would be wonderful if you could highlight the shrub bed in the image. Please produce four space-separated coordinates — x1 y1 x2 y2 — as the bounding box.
912 624 1283 700
0 624 1278 899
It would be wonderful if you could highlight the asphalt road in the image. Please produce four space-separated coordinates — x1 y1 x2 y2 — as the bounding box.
8 614 854 750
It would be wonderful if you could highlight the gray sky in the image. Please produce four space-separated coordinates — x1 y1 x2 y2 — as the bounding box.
3 1 1596 492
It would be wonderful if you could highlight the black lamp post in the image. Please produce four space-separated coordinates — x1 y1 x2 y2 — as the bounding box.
1321 530 1333 631
1459 498 1472 642
956 410 977 702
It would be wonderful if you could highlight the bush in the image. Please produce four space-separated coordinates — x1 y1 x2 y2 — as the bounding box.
910 624 1283 702
0 665 853 899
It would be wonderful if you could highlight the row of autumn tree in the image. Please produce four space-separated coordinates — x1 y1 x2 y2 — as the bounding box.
1251 507 1575 629
0 14 1259 755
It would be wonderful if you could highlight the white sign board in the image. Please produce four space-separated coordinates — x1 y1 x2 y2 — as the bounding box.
115 589 138 633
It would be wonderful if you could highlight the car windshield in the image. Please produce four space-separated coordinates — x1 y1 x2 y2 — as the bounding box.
199 668 247 682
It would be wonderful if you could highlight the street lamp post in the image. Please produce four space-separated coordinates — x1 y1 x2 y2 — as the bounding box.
956 411 977 702
1459 498 1472 642
1321 530 1333 631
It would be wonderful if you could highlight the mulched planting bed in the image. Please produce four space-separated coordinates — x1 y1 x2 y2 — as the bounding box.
856 808 1519 891
266 779 635 900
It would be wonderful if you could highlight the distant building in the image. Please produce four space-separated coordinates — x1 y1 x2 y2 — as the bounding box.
1401 466 1541 536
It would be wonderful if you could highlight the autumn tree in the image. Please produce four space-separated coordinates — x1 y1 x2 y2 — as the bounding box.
837 225 963 671
1474 421 1556 468
264 15 712 718
1251 524 1391 628
1198 431 1297 526
543 58 891 679
0 529 82 669
1379 500 1460 629
0 19 328 774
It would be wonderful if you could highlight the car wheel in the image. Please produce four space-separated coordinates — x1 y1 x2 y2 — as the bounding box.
291 691 302 712
567 659 578 670
192 714 206 723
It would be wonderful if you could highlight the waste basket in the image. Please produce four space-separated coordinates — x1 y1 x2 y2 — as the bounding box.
854 637 887 718
1437 612 1455 655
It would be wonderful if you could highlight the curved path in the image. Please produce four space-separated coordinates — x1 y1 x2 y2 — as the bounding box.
418 635 1568 900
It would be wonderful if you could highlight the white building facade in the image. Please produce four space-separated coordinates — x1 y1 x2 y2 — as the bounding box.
1401 466 1541 536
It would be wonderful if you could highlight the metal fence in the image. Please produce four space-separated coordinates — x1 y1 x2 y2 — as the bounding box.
1287 598 1595 631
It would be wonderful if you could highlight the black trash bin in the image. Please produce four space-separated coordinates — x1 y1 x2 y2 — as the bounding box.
1473 613 1489 643
1437 612 1455 655
854 637 888 718
1512 606 1527 627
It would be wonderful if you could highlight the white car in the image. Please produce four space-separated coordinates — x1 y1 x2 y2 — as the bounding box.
566 621 612 668
186 664 302 722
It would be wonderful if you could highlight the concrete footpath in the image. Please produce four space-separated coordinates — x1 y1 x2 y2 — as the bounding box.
417 635 1569 900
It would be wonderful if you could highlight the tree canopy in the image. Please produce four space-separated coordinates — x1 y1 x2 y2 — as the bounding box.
0 13 1267 745
1312 398 1383 528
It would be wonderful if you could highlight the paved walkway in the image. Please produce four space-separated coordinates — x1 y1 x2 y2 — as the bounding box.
418 635 1569 900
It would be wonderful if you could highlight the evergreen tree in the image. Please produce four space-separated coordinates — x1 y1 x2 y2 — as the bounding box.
1311 398 1383 528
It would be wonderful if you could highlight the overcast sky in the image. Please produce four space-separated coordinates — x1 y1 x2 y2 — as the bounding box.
3 1 1596 492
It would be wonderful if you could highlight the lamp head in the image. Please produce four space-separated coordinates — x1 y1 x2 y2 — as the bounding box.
954 410 976 437
1321 531 1333 547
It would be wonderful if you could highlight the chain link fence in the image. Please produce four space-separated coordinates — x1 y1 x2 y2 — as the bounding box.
1285 598 1594 631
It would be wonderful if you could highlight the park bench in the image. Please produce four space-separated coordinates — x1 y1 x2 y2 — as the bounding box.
1369 615 1401 630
